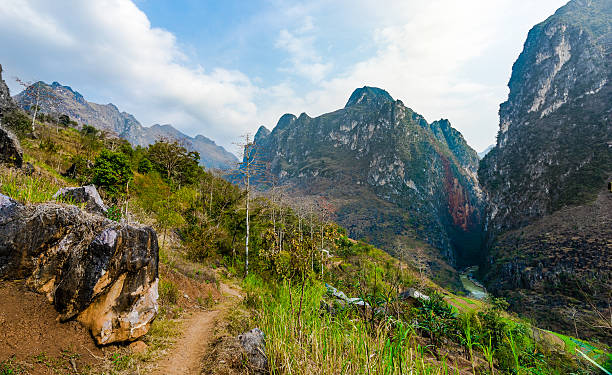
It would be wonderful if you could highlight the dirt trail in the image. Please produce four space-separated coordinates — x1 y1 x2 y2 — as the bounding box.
153 282 242 375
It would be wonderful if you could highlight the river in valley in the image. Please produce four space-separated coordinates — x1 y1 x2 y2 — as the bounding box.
459 266 488 300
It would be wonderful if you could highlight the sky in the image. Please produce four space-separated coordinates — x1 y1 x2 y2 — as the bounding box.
0 0 568 153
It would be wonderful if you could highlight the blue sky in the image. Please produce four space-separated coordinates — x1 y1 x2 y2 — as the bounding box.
0 0 568 152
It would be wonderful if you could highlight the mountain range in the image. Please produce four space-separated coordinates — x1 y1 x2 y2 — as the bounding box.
13 82 237 170
252 86 484 288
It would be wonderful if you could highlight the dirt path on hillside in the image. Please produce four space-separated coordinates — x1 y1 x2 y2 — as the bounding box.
153 282 242 375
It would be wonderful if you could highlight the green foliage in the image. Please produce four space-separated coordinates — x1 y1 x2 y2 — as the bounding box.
58 114 70 127
0 168 59 204
137 157 153 174
92 149 133 196
416 292 458 347
0 356 24 375
66 155 91 183
147 139 201 186
105 205 123 222
2 109 31 138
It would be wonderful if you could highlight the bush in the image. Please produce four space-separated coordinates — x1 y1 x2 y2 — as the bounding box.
137 158 153 174
92 150 133 196
1 110 31 138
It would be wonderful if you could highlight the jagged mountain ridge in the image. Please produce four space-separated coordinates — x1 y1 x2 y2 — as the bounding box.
253 87 484 287
478 0 612 344
13 81 237 170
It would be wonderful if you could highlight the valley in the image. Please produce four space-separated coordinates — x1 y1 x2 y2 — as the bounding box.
459 266 487 301
0 0 611 374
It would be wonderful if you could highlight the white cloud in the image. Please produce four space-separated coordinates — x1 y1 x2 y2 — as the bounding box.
0 0 258 148
258 0 569 151
0 0 569 152
275 19 332 83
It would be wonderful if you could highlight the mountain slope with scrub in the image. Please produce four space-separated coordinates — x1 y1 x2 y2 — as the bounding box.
252 87 485 289
479 0 612 346
1 70 608 374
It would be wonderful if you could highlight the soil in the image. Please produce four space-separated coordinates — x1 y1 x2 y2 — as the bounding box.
0 280 105 374
152 281 243 375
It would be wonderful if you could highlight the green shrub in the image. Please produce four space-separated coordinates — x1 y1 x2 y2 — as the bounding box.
137 158 153 174
92 149 133 196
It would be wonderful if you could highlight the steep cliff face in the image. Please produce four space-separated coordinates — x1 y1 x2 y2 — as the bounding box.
479 0 612 344
254 87 484 286
480 0 612 233
14 82 237 169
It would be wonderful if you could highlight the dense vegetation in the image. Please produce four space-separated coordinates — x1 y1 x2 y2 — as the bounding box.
1 109 609 374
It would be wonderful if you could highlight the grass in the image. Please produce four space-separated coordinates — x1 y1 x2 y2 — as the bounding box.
250 276 464 375
0 357 25 375
550 331 612 371
0 167 61 204
159 279 179 305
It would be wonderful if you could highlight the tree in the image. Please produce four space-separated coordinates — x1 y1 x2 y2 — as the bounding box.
138 158 153 174
147 138 200 187
92 150 133 196
232 133 268 276
58 114 70 127
79 125 102 162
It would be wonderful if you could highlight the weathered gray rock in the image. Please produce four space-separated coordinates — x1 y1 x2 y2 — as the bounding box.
0 64 16 117
22 162 34 176
399 288 430 301
53 185 108 215
238 328 268 374
0 194 159 345
0 125 23 168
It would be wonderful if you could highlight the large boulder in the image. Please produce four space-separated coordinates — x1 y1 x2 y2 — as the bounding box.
0 193 159 345
53 185 108 215
0 125 23 168
238 328 268 374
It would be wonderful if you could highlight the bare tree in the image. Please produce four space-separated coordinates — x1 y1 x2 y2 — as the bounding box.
231 133 267 276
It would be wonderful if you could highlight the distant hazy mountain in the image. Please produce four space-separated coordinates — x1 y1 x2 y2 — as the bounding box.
478 0 611 344
14 82 237 170
253 86 485 288
477 144 494 159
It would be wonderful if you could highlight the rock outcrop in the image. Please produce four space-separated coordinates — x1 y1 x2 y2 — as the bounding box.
13 81 238 170
478 0 612 345
53 185 109 215
252 87 484 287
0 193 159 345
238 328 268 374
0 125 23 168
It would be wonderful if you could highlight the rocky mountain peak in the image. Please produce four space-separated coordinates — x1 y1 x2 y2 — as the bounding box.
254 125 271 143
252 87 484 284
275 113 297 130
345 86 394 108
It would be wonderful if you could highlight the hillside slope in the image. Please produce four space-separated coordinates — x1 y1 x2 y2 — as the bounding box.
14 81 237 169
479 0 612 344
253 87 484 287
